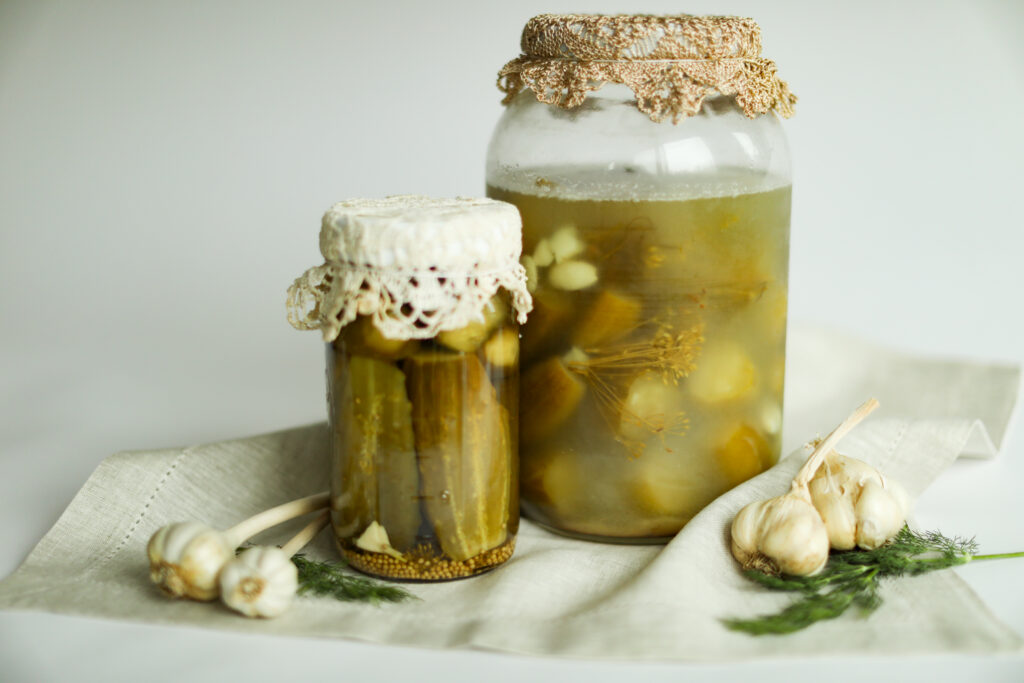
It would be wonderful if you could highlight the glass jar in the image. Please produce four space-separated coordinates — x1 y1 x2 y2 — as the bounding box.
487 14 795 543
286 197 532 579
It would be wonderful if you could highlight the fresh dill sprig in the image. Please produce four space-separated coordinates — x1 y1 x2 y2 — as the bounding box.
291 554 417 605
725 526 1023 636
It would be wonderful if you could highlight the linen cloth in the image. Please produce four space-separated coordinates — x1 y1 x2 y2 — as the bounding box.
0 325 1021 660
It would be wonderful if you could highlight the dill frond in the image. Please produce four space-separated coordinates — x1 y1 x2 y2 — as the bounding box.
725 526 1019 636
292 554 417 605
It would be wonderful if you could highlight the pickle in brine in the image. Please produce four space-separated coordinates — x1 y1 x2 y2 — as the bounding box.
520 289 574 363
332 355 421 551
519 356 586 444
571 289 641 350
405 351 511 561
437 295 508 352
343 316 419 360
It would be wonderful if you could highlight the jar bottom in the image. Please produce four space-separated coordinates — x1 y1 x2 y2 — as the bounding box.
334 536 516 582
521 503 676 545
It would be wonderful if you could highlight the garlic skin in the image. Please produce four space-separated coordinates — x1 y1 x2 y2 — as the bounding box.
731 489 830 576
809 451 910 550
147 522 233 601
219 546 298 618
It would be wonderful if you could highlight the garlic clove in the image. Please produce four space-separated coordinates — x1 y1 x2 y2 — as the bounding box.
533 239 554 267
808 450 909 551
758 496 831 576
219 546 298 618
809 477 858 551
147 521 233 601
547 225 585 263
355 521 405 560
854 479 905 550
547 260 598 291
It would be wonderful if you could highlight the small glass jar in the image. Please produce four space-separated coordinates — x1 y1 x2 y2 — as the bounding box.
287 197 532 579
487 14 795 542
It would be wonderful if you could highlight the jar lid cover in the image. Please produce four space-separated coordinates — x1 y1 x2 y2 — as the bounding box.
287 196 532 342
498 14 796 123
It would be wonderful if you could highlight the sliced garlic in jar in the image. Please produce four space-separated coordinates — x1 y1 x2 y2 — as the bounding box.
355 521 405 560
547 260 598 291
533 239 554 267
547 225 586 263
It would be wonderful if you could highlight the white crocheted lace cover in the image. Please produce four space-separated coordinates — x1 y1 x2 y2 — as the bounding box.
287 196 532 342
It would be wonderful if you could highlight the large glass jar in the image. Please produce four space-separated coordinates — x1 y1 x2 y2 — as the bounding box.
286 196 533 578
487 14 795 543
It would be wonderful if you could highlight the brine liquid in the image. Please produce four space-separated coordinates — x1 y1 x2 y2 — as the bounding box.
488 172 791 542
327 303 519 580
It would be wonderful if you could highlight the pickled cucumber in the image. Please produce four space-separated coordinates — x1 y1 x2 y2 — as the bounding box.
520 289 574 363
437 295 509 352
343 316 418 360
519 356 586 444
331 355 420 551
405 351 511 561
571 289 641 349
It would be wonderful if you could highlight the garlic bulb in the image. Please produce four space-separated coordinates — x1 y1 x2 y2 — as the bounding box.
731 491 830 576
220 509 330 618
219 546 299 618
147 522 233 601
809 451 911 550
730 399 879 576
146 491 328 601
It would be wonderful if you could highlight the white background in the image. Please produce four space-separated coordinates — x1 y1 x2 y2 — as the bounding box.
2 0 1023 680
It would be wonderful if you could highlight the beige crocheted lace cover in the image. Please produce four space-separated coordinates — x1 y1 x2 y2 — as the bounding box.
287 196 532 343
498 14 796 123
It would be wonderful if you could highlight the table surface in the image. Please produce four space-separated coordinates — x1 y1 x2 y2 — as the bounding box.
2 0 1023 680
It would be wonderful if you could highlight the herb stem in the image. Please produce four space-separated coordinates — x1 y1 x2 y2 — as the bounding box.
972 551 1024 561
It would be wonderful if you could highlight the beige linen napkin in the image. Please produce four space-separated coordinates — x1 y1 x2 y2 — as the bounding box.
0 325 1021 660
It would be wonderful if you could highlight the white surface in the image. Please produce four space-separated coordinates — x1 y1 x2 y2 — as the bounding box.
1 0 1022 681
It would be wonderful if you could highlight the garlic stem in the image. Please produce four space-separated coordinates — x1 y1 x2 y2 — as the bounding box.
280 510 330 557
792 399 879 489
223 491 329 548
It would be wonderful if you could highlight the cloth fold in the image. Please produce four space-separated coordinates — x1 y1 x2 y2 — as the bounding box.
0 325 1021 660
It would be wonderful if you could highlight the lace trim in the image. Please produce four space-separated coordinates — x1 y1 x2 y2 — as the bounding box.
286 262 532 343
498 57 795 123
